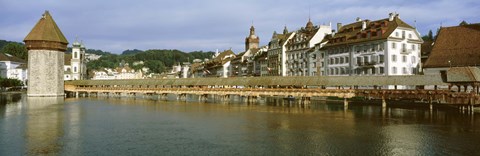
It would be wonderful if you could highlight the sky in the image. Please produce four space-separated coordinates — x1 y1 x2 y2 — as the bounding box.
1 0 479 54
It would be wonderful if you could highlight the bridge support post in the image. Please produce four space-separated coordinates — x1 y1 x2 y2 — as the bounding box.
343 98 348 108
75 92 79 98
382 96 387 108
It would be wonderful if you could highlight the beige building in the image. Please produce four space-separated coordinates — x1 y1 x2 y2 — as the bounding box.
267 27 295 76
285 19 332 76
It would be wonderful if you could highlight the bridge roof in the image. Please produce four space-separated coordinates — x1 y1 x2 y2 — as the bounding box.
66 74 447 86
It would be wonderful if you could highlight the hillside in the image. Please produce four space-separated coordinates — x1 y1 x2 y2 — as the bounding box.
0 39 214 75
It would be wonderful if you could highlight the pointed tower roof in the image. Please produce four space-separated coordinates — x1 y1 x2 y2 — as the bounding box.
306 18 314 31
24 11 68 44
283 26 289 34
24 11 69 51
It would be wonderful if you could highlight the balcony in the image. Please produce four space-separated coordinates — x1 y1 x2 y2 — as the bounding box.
356 61 378 67
400 48 412 54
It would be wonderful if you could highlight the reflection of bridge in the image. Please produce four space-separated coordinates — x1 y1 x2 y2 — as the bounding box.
65 74 480 111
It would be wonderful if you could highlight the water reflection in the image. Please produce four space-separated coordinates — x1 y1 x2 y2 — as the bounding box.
25 97 64 155
1 95 479 155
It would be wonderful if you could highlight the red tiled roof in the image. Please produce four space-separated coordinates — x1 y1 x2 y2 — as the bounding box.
424 24 480 68
324 16 415 47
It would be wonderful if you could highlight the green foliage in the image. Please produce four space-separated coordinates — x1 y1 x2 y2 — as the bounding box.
421 30 435 41
122 49 144 55
0 77 23 88
459 20 469 26
0 40 11 49
86 49 214 74
144 60 165 74
0 42 28 60
67 47 113 56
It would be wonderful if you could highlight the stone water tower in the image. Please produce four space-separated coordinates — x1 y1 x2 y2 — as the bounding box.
24 11 68 96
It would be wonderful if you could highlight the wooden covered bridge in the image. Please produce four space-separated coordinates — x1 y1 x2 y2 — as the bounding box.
65 68 480 111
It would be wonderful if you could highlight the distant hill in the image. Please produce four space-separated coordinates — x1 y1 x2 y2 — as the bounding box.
0 40 23 49
122 49 144 55
0 39 214 76
87 49 214 74
66 47 113 56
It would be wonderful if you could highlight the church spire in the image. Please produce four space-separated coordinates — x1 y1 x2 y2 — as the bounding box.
250 25 255 36
306 18 314 31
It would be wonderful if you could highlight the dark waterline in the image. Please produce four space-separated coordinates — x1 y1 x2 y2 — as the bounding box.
0 94 479 155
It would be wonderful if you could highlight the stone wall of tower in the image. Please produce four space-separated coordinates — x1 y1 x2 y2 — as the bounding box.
27 50 64 96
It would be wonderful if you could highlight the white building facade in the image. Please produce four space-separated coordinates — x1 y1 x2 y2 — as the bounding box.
0 53 27 86
321 13 423 88
64 40 87 80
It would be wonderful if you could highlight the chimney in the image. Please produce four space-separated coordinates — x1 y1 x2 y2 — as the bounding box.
356 17 362 22
337 23 342 32
362 21 366 30
389 13 394 21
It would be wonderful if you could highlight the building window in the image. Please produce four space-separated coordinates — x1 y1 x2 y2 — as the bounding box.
412 44 416 51
392 55 397 62
392 43 396 49
395 32 399 37
364 56 369 64
408 33 412 39
402 55 407 62
403 67 407 74
345 57 349 63
379 55 385 63
379 67 384 74
392 67 397 74
74 67 77 72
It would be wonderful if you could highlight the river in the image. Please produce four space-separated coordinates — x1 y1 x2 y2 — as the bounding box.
0 93 479 155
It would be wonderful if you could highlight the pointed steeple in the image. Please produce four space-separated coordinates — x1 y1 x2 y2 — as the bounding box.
306 18 314 31
24 11 68 51
283 26 289 34
249 25 256 36
245 25 259 51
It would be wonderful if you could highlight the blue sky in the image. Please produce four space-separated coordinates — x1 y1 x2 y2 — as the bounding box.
1 0 479 54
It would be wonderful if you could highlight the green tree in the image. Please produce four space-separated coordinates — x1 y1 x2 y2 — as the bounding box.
459 20 468 26
422 30 434 41
0 77 23 91
0 43 28 60
144 60 165 74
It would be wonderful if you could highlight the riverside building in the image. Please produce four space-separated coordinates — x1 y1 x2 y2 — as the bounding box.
285 19 332 76
321 13 423 79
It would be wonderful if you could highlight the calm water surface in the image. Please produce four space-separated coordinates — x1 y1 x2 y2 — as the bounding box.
0 94 479 155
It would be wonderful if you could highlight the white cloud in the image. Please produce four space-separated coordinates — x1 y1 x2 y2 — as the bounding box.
1 0 479 53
